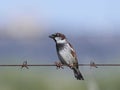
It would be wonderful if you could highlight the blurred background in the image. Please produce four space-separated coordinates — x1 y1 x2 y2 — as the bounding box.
0 0 120 90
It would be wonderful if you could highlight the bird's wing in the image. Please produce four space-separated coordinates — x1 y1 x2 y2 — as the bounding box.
68 43 79 68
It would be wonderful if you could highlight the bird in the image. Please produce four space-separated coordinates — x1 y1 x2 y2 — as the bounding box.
49 33 84 80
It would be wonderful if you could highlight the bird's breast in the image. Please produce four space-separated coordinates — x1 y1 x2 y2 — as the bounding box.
58 46 76 65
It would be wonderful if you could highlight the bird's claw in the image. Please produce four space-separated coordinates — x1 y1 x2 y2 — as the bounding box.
68 64 74 69
55 62 64 69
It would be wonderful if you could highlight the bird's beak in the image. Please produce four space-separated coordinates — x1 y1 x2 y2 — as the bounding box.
49 34 55 39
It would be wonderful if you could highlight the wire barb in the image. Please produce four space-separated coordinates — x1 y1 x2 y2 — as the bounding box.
90 61 98 68
21 61 29 69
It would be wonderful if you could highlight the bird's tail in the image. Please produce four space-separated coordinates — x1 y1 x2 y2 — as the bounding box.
73 68 84 80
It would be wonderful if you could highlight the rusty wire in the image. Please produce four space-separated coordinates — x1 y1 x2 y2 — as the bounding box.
0 64 120 67
0 61 119 69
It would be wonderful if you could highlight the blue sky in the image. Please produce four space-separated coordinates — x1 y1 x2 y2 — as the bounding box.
0 0 120 34
0 0 120 64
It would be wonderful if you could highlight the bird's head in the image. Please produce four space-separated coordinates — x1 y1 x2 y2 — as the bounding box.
49 33 67 44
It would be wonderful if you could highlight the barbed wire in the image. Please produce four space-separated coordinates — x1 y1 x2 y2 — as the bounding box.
0 61 120 69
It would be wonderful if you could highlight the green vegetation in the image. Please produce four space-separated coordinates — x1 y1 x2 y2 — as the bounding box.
0 67 120 90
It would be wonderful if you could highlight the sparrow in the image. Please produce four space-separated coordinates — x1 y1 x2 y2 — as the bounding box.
49 33 84 80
